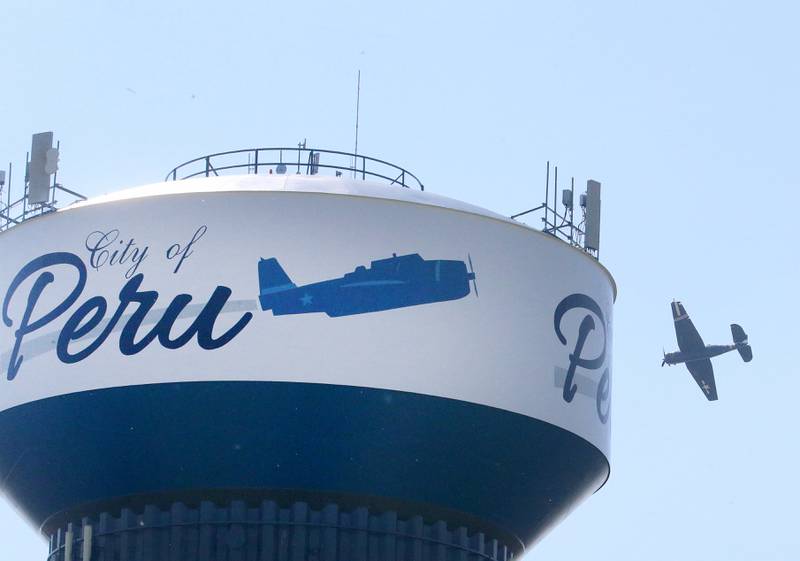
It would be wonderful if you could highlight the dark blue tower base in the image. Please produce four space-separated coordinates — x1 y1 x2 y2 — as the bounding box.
0 381 609 559
47 500 514 561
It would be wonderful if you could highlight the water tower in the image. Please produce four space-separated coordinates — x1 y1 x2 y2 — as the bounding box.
0 140 614 560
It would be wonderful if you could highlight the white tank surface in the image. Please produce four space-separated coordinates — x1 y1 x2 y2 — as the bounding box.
0 170 614 556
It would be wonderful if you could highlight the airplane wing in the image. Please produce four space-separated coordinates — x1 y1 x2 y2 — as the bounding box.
685 359 718 401
672 301 705 353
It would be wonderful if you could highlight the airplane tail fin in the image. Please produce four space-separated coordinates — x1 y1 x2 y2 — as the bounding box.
731 324 753 362
258 258 296 309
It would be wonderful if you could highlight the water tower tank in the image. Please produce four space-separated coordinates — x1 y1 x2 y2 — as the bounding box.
0 148 614 560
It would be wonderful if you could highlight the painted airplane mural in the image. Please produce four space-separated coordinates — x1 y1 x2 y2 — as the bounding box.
257 253 477 317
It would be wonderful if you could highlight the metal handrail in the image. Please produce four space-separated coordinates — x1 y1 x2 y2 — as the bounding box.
165 147 425 191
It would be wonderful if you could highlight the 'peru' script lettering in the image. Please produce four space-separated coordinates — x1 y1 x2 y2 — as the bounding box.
2 252 253 381
553 293 610 424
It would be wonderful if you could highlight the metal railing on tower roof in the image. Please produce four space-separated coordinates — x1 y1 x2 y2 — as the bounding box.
166 147 425 191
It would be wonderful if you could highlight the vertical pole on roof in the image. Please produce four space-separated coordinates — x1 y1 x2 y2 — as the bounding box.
544 161 550 233
353 70 361 179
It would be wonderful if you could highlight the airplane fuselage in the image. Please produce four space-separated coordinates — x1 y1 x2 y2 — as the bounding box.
259 255 475 317
664 344 737 366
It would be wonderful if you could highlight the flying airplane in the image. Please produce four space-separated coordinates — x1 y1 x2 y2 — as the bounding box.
258 253 477 317
662 300 752 400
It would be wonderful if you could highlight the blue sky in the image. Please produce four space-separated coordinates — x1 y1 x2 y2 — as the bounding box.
1 1 799 559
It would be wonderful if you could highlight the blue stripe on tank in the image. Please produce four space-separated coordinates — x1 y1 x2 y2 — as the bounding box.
0 382 608 546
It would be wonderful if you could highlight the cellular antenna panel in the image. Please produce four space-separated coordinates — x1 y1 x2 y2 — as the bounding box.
28 132 54 204
584 179 601 252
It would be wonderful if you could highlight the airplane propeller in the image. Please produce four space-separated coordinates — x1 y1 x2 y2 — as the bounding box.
467 254 478 298
661 348 666 367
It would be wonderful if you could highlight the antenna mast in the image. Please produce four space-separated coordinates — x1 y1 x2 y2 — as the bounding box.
509 162 601 260
0 132 86 233
353 70 361 178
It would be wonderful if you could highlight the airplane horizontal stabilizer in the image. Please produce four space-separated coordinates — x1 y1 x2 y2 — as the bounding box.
259 258 295 292
730 324 752 362
258 259 297 312
737 344 753 362
731 324 748 344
